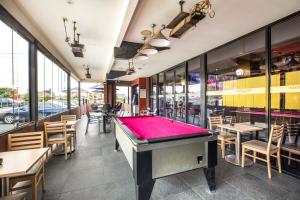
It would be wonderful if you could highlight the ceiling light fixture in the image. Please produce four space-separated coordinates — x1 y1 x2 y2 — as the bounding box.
63 18 85 57
135 53 149 61
235 68 244 77
139 37 158 55
140 43 158 55
167 0 215 38
149 24 170 47
83 65 91 79
126 60 136 75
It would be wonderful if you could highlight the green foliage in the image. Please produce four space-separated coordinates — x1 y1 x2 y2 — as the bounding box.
0 87 13 98
23 92 29 103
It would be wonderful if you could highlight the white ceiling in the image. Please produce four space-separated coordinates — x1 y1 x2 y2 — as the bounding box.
114 0 300 81
11 0 300 82
13 0 137 82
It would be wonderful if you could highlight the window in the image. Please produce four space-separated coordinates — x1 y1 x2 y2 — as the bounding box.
158 73 165 116
150 75 157 112
187 57 201 125
70 77 79 107
175 66 186 121
116 86 129 104
271 15 300 176
165 70 174 118
0 20 29 133
80 82 104 104
206 30 267 135
38 51 68 119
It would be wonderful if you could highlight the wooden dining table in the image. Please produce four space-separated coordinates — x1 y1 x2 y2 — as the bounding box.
217 123 264 166
0 147 49 196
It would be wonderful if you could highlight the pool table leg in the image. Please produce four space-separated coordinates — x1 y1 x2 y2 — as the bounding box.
204 140 217 191
135 180 155 200
203 167 216 191
133 151 155 200
114 139 119 151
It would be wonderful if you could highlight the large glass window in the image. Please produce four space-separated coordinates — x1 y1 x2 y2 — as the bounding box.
150 75 157 112
0 20 29 133
38 51 68 119
175 66 186 121
188 58 201 125
271 15 300 175
70 77 79 107
158 72 165 116
80 82 104 105
116 86 129 104
206 30 267 135
165 71 174 118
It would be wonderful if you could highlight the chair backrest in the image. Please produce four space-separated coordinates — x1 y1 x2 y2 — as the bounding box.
61 115 76 122
44 121 67 140
268 124 285 152
102 104 112 113
8 131 44 151
283 123 300 144
208 116 223 130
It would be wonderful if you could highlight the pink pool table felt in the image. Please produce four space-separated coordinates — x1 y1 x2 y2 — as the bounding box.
118 116 208 140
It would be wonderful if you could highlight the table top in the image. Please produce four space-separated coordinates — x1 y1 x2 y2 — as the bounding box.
117 116 209 140
238 122 268 129
66 120 76 126
217 123 264 133
0 148 49 178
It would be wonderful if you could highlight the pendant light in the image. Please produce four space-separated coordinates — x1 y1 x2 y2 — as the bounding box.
149 24 170 47
135 52 149 61
140 43 158 55
140 37 158 55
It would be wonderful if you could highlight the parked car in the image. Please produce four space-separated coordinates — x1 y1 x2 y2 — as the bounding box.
0 102 65 124
0 98 24 108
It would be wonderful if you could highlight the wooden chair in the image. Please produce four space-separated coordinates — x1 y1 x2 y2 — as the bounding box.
0 192 27 200
208 116 236 158
241 124 284 179
281 123 300 165
44 121 72 160
7 132 46 200
61 115 77 122
66 119 80 150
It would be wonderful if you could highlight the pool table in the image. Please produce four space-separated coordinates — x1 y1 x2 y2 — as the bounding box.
112 116 217 200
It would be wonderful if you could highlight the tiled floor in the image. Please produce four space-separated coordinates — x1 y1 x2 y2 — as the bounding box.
35 118 300 200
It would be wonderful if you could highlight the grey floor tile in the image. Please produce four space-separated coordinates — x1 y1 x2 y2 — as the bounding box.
62 166 104 192
101 178 136 200
150 176 190 199
69 155 104 172
283 189 300 200
225 173 289 200
59 184 108 200
102 161 132 185
163 189 203 200
177 169 208 187
192 181 254 200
